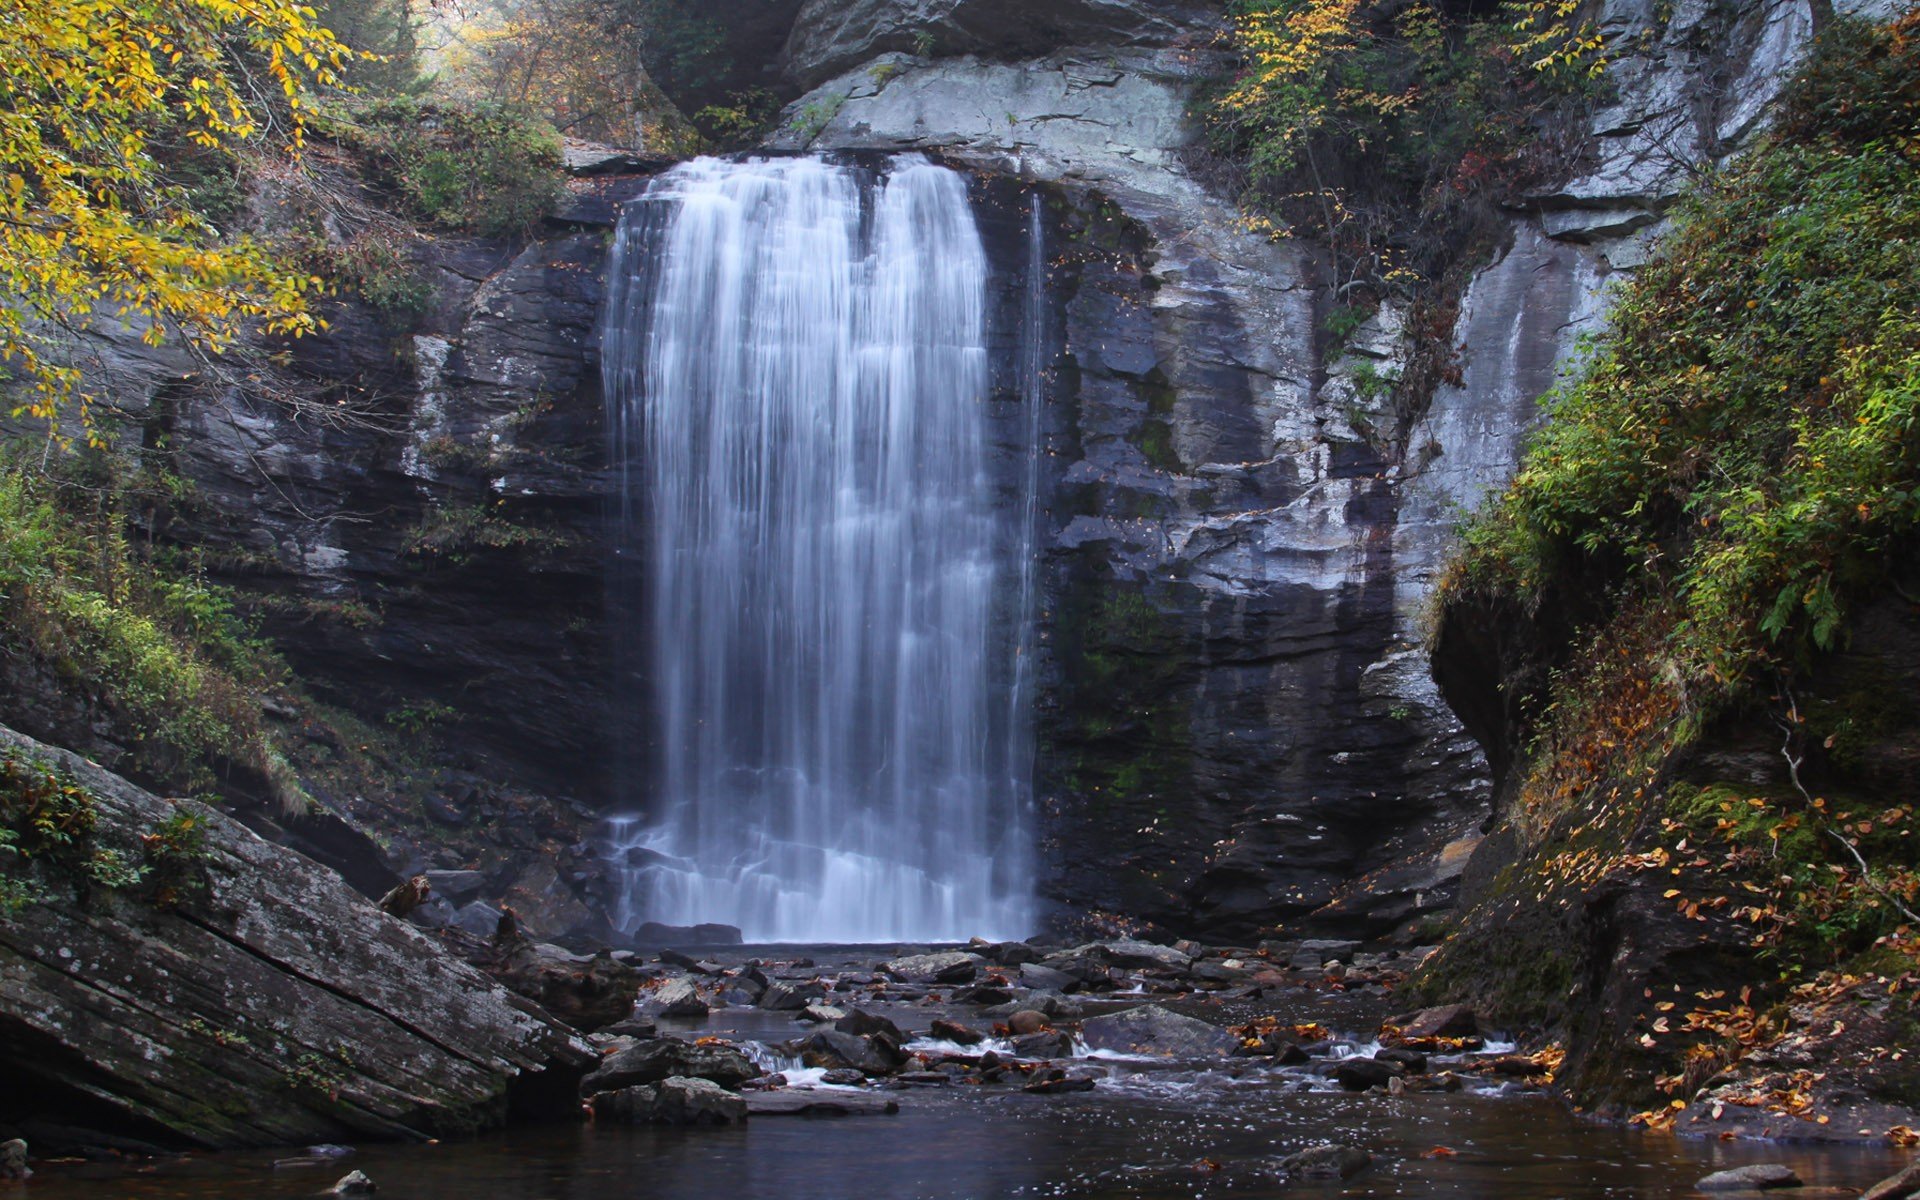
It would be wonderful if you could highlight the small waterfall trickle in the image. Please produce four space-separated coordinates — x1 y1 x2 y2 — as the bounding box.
600 154 1039 943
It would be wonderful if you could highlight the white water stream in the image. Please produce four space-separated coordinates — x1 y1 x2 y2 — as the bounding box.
600 155 1039 943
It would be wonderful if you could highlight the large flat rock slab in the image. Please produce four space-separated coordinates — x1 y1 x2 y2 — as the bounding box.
0 725 592 1148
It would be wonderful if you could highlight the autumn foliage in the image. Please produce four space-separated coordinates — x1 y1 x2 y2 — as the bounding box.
0 0 354 435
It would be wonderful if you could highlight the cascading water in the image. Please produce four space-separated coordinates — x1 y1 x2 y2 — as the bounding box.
600 154 1038 943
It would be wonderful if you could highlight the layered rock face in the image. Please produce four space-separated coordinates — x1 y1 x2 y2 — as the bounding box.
753 0 1841 939
43 0 1843 946
0 724 591 1148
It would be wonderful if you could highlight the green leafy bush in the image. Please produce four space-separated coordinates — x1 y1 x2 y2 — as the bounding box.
324 99 563 239
1450 15 1920 701
0 455 279 787
1206 0 1604 291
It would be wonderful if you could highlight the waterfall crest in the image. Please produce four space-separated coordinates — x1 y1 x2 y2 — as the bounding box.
601 154 1035 943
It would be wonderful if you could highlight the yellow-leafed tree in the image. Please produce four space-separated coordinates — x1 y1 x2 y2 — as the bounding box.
0 0 355 437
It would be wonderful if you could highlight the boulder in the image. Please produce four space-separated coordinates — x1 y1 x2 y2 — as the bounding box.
0 1139 26 1181
1397 1005 1480 1040
1009 1031 1075 1059
1080 1006 1237 1058
1008 1010 1052 1036
423 869 487 902
484 926 643 1032
1375 1047 1427 1073
1862 1163 1920 1200
330 1170 377 1195
745 1091 901 1116
0 727 592 1149
590 1077 747 1125
1279 1145 1371 1180
800 1004 848 1024
1092 940 1193 971
796 1031 908 1076
983 941 1042 966
1696 1165 1802 1192
882 951 980 984
449 901 504 940
1290 940 1367 967
758 981 824 1011
600 1016 658 1040
834 1009 906 1042
1332 1059 1404 1091
580 1038 760 1094
648 976 710 1019
929 1019 985 1045
1019 963 1076 993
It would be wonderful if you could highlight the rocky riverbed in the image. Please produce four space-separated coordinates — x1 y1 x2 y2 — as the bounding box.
15 935 1920 1198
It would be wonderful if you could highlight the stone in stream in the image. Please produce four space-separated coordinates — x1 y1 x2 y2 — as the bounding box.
882 951 981 984
952 983 1016 1006
834 1009 907 1042
600 1015 658 1040
745 1091 900 1117
1396 1004 1479 1039
1089 940 1194 971
757 981 824 1011
820 1068 868 1086
1279 1145 1371 1180
1238 1036 1309 1065
796 1030 909 1075
1019 963 1076 993
1862 1162 1920 1200
0 1139 27 1181
985 941 1043 966
580 1038 760 1094
484 924 643 1032
1375 1047 1428 1073
330 1171 377 1195
591 1077 746 1125
659 948 726 974
1288 940 1361 970
1695 1165 1803 1191
648 976 709 1018
423 869 486 902
929 1018 985 1045
1080 1005 1237 1058
800 1004 849 1023
1009 1031 1076 1059
1332 1059 1404 1091
1008 1009 1052 1036
449 901 504 940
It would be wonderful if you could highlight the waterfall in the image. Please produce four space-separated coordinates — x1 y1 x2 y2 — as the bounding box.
600 154 1037 944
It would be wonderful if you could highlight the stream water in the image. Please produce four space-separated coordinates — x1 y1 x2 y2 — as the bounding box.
24 948 1913 1199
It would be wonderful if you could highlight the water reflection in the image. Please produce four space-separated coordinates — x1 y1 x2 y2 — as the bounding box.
27 1084 1909 1199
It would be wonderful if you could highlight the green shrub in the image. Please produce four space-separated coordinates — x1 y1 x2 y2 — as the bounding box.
0 454 280 788
1450 18 1920 690
323 99 563 239
1440 12 1920 965
1206 0 1604 291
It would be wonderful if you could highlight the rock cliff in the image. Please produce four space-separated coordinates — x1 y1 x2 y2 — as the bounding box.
742 0 1859 939
44 0 1859 946
0 724 592 1149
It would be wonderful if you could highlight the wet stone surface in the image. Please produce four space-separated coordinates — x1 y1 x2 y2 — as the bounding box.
19 941 1919 1198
